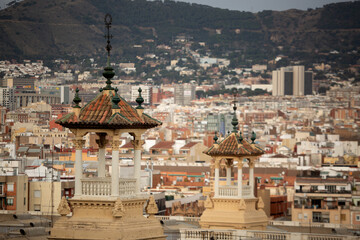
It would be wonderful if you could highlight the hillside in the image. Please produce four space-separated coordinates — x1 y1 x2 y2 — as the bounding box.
0 0 359 60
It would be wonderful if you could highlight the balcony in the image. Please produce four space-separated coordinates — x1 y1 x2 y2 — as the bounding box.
218 185 251 198
81 178 136 198
295 190 351 194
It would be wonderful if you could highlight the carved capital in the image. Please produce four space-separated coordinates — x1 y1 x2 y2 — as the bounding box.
145 195 158 218
226 159 233 168
111 139 120 151
72 139 85 150
57 196 71 216
131 139 144 150
237 160 243 169
112 198 125 218
248 159 256 168
214 160 220 169
96 133 108 148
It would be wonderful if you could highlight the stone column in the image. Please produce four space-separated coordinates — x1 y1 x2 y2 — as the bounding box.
72 138 85 197
214 159 220 197
249 158 256 198
226 159 232 186
96 133 108 178
132 136 144 193
111 139 120 197
237 160 243 198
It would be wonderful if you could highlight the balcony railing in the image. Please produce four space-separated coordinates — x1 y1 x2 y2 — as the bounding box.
295 190 351 194
81 178 136 198
218 185 251 198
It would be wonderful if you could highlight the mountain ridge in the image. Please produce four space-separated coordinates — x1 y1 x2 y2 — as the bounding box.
0 0 359 60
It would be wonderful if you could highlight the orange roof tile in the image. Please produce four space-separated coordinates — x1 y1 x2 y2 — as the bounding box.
204 133 264 157
56 90 161 129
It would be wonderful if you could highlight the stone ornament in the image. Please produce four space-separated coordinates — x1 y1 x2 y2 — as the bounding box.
111 139 121 151
257 197 265 210
112 198 125 218
57 196 71 216
238 199 246 211
204 195 214 209
146 195 158 218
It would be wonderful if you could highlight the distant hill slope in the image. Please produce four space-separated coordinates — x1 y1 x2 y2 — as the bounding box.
0 0 360 59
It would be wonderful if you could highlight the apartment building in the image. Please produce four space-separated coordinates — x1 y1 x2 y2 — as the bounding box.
292 171 352 224
0 174 28 213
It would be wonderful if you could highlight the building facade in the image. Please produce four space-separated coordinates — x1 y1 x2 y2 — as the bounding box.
272 66 313 96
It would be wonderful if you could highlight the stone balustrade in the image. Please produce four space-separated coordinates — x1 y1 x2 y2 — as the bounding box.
81 178 136 197
217 185 252 198
179 229 358 240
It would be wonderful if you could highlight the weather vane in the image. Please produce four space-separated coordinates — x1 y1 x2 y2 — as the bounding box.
104 13 113 57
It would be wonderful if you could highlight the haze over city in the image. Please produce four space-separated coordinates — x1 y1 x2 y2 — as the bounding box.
0 0 359 239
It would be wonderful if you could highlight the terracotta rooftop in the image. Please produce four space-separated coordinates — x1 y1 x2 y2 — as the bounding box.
150 141 175 150
181 142 198 149
204 132 264 157
56 91 161 129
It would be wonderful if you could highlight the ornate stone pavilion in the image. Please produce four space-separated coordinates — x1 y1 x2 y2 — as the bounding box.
199 103 268 230
49 15 165 240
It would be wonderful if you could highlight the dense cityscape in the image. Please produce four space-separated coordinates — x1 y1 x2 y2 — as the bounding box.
0 0 360 240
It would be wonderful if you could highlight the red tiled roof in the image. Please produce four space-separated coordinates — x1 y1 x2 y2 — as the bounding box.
56 91 161 129
204 133 264 157
150 141 175 150
181 142 198 149
120 142 135 149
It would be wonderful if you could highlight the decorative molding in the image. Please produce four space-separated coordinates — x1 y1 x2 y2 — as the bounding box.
239 199 246 211
112 198 125 218
257 197 264 210
145 195 158 218
57 196 71 216
204 195 214 209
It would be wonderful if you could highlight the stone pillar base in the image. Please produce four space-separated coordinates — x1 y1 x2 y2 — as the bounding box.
49 198 166 240
200 197 268 230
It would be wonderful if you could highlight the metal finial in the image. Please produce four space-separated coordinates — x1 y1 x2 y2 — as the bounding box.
112 87 120 109
213 132 218 143
136 87 144 109
104 14 113 58
251 131 256 144
239 131 243 143
102 14 115 90
73 88 81 108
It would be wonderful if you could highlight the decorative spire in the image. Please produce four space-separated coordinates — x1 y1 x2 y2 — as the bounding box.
213 132 218 143
102 14 115 91
231 89 238 133
251 131 256 144
73 88 81 108
112 87 120 109
136 87 144 109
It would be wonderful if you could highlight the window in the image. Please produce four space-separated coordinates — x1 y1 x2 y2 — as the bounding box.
7 198 14 206
356 215 360 221
34 190 41 198
34 204 41 211
7 183 14 192
0 184 3 195
24 198 26 206
176 177 183 182
24 183 26 191
341 214 346 221
298 213 302 220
